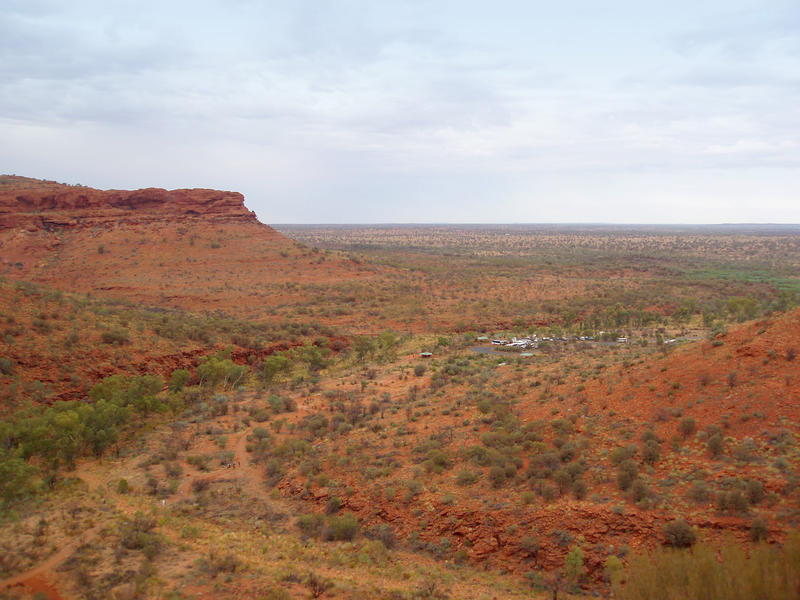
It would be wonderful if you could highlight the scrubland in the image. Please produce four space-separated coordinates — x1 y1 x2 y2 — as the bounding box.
2 220 800 599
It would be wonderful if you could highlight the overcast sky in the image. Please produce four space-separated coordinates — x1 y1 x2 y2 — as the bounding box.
2 1 799 223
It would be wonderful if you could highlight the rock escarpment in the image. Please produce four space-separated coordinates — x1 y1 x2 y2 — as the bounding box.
0 176 259 231
0 175 376 320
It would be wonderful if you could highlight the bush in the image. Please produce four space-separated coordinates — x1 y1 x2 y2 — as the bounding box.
322 513 359 541
191 478 210 493
641 440 661 465
119 513 161 558
564 546 585 583
488 465 506 488
750 517 769 542
716 489 749 514
456 470 479 486
169 369 191 392
424 449 451 473
678 417 696 438
297 513 325 538
199 550 240 577
746 479 765 505
610 445 636 465
325 496 342 515
572 479 588 500
364 523 396 549
663 520 695 548
617 460 638 491
688 480 710 504
0 357 14 375
117 478 130 494
631 478 649 503
253 426 270 440
707 433 724 458
604 555 624 585
414 364 427 377
101 328 130 345
307 571 332 598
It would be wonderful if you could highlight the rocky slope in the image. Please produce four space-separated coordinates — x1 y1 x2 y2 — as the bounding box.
0 176 381 321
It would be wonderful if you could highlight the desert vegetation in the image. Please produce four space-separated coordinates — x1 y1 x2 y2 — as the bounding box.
1 205 800 598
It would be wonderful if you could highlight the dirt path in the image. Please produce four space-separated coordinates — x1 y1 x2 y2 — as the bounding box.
1 521 105 598
2 413 267 600
176 427 258 497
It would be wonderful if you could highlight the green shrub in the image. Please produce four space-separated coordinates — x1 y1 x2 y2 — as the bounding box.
663 520 695 548
610 445 637 465
364 523 396 549
488 465 506 488
322 513 359 541
197 349 248 389
297 513 325 538
750 517 769 542
101 328 130 345
424 449 451 473
0 357 13 375
642 440 661 465
678 417 696 438
707 433 724 458
119 513 162 559
617 460 638 491
572 479 588 500
631 478 649 503
746 479 765 505
169 368 191 392
456 470 479 486
564 546 585 583
688 480 710 504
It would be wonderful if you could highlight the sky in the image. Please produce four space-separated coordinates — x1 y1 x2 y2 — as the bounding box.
1 1 799 224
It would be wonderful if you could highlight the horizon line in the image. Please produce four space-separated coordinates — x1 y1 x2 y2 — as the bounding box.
270 222 800 227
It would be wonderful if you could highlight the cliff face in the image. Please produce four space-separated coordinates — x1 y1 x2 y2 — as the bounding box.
0 176 259 231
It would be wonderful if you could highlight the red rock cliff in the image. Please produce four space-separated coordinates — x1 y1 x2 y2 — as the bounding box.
0 176 259 231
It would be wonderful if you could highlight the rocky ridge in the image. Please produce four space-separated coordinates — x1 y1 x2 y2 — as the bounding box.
0 175 259 231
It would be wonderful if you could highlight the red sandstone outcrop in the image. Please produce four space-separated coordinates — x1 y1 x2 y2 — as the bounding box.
0 176 258 231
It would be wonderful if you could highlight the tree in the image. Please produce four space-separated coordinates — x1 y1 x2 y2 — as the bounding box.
293 344 330 373
197 349 247 389
261 353 290 384
353 336 377 362
378 330 398 362
169 369 191 392
0 448 38 503
564 546 585 585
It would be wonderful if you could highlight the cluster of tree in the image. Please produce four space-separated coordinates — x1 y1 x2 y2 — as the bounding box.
0 374 166 504
351 331 399 363
197 348 248 388
260 343 333 385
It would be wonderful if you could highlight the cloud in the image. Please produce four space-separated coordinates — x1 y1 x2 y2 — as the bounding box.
0 0 798 222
